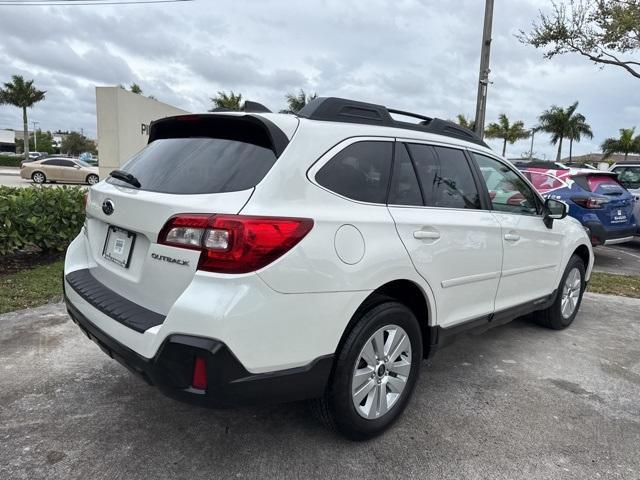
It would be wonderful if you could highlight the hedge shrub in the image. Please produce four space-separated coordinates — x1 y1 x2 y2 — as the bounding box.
0 186 85 255
0 155 21 167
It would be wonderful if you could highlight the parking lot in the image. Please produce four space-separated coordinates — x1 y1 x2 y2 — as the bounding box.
1 293 639 480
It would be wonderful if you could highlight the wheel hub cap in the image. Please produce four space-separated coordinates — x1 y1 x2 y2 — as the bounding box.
351 324 412 419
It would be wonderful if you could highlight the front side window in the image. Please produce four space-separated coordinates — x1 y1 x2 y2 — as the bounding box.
59 160 76 168
315 141 393 204
473 153 540 215
407 144 480 209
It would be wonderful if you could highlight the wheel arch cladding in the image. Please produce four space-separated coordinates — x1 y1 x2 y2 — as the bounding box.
334 279 432 361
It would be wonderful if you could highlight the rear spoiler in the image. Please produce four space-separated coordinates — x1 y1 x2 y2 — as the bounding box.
148 114 290 157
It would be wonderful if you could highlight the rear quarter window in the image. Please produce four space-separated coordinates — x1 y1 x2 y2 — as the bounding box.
315 141 393 204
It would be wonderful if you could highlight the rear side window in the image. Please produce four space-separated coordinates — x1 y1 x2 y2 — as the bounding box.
522 171 566 192
315 141 393 204
108 138 277 194
407 144 481 209
388 143 423 206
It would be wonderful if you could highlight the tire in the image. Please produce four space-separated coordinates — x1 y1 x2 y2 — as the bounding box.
86 174 99 185
32 171 46 184
312 298 423 440
535 254 586 330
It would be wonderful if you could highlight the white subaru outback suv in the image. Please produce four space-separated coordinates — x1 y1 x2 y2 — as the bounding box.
64 97 593 440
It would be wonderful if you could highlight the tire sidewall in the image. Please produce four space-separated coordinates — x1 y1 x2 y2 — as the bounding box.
328 301 423 439
553 255 586 328
87 174 98 185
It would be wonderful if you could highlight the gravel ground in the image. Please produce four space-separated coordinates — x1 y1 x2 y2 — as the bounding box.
1 293 639 480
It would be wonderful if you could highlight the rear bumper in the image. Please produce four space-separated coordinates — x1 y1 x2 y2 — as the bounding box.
583 221 636 246
65 294 333 407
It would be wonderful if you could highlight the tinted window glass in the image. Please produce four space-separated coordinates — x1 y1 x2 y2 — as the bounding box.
107 138 277 194
316 141 393 204
388 143 423 206
473 153 539 215
407 144 480 209
522 171 566 192
613 167 640 189
43 159 60 166
59 160 76 168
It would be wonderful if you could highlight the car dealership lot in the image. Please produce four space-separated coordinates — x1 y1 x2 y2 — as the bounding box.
1 293 639 480
592 237 640 275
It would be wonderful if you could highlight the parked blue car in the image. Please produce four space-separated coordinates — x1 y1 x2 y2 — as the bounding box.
518 165 637 246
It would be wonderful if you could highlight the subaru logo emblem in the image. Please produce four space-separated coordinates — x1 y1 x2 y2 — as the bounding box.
102 199 115 216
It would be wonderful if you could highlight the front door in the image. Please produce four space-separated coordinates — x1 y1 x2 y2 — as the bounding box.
388 142 503 328
471 152 564 311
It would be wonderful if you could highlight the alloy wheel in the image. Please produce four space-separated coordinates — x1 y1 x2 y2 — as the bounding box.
561 267 581 319
351 324 412 419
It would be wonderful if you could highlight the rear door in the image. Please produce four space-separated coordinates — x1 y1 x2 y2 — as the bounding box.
57 159 82 182
471 152 564 310
388 142 503 328
84 115 288 315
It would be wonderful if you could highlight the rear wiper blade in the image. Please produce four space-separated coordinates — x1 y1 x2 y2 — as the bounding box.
110 169 141 188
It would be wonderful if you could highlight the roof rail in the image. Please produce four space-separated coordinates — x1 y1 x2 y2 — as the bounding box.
297 97 488 147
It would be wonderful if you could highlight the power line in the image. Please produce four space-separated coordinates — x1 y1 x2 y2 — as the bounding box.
0 0 192 5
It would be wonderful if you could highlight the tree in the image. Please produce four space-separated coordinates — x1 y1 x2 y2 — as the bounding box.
0 75 46 161
280 90 318 114
484 114 531 156
209 91 243 111
454 114 476 131
518 0 640 79
601 127 640 160
537 101 592 160
566 110 594 160
130 83 143 94
61 132 96 156
28 129 55 154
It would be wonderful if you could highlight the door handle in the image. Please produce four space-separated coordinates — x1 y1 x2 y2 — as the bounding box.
413 230 440 240
504 233 520 242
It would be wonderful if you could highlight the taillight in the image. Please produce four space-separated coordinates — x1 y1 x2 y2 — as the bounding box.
192 356 207 390
571 196 609 209
158 214 314 274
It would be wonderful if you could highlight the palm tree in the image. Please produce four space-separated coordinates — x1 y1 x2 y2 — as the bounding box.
209 91 243 111
537 102 592 161
601 127 640 161
484 114 530 156
280 90 317 114
0 75 46 161
567 113 593 161
455 114 475 132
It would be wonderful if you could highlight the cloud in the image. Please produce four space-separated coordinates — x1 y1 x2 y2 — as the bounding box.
0 0 636 161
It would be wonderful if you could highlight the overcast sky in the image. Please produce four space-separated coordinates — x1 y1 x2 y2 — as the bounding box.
0 0 637 159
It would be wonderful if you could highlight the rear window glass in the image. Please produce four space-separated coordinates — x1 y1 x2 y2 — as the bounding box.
584 175 623 193
108 138 277 194
315 141 393 204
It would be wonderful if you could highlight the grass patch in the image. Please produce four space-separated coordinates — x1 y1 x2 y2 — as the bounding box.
588 272 640 298
0 260 64 314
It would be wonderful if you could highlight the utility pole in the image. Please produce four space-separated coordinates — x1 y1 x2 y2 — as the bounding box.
474 0 495 139
529 128 537 160
31 120 39 151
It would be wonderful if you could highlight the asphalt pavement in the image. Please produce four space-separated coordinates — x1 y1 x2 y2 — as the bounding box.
592 238 640 276
1 293 639 480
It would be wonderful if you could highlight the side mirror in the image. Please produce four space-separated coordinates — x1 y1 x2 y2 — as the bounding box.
543 198 568 228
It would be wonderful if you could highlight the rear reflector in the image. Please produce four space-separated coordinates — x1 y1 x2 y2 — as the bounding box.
158 214 314 274
192 356 207 390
